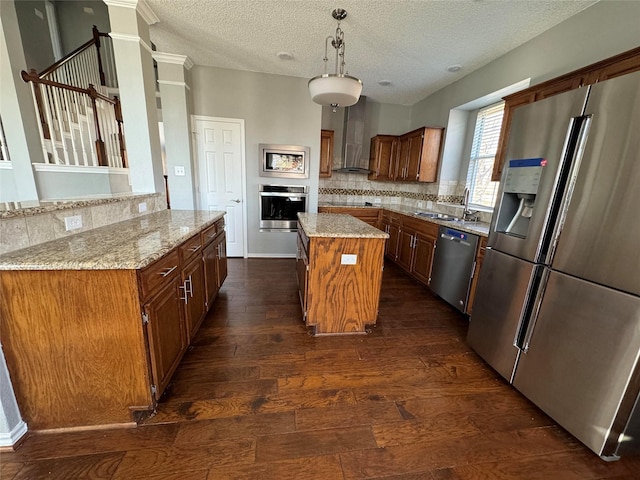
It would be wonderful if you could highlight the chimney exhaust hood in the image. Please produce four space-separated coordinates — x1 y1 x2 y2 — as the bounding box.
334 96 371 174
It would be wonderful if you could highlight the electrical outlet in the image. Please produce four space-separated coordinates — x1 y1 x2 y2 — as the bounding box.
374 198 382 204
138 202 147 213
64 215 83 231
174 166 186 176
341 254 357 265
426 201 433 210
417 201 424 208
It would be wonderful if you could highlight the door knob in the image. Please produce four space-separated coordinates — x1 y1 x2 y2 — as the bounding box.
231 199 241 203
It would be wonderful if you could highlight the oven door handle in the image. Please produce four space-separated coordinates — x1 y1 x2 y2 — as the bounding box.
287 197 303 202
259 192 308 198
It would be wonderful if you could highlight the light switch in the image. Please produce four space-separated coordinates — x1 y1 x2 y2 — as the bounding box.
341 254 357 265
174 166 186 176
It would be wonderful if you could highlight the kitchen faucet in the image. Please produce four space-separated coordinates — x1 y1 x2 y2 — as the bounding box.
462 187 479 222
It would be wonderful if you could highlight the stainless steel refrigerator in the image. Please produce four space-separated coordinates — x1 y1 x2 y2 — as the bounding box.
467 70 640 461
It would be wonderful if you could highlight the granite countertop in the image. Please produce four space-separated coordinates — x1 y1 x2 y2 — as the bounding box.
298 213 389 239
383 205 490 237
319 203 490 237
0 210 225 271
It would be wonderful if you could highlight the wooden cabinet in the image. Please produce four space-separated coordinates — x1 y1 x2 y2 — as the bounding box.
492 46 640 181
412 228 438 285
0 215 227 431
367 127 444 183
368 135 398 181
297 217 386 335
466 236 487 315
296 227 309 319
317 206 381 228
380 211 400 261
143 275 188 399
396 226 415 272
203 218 227 308
393 216 438 285
182 255 206 340
320 129 334 178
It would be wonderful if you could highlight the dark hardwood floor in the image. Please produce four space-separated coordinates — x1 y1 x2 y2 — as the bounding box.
1 258 638 479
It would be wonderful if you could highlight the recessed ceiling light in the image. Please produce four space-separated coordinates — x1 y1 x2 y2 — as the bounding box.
277 51 294 60
447 64 462 73
378 80 392 86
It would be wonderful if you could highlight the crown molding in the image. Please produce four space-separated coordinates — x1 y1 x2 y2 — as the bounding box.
108 32 154 54
157 80 191 90
103 0 159 25
152 52 194 70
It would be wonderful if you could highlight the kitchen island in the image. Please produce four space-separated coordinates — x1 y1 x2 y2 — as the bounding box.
0 210 227 431
297 213 389 335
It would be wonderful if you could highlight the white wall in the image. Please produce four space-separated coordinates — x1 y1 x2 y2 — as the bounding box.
190 66 321 256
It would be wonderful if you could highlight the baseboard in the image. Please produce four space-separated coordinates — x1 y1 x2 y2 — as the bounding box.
0 420 27 448
247 253 296 258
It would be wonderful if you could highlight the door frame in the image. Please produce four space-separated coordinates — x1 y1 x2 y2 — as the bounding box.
191 115 248 258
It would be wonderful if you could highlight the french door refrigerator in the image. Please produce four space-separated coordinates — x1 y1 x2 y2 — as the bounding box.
467 70 640 461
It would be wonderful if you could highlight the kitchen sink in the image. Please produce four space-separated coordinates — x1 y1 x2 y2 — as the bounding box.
414 212 455 221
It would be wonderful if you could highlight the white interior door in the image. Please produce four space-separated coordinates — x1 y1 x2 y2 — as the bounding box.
194 117 245 257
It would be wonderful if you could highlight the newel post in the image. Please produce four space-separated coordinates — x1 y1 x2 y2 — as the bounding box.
88 84 107 166
21 69 50 140
92 25 106 86
114 96 127 168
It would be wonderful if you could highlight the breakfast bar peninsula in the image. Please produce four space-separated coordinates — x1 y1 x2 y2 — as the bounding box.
296 213 389 335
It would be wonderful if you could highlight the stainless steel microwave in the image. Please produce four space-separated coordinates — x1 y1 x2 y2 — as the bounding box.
259 144 310 179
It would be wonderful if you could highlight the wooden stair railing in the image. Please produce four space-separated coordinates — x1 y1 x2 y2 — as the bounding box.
39 26 117 92
21 26 126 169
21 70 126 168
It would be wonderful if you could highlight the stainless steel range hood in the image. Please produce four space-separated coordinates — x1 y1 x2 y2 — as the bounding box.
334 96 371 174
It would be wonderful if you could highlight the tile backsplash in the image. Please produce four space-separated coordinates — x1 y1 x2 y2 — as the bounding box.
0 193 167 255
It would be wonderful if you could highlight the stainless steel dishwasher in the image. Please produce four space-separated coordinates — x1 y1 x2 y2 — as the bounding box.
429 226 479 313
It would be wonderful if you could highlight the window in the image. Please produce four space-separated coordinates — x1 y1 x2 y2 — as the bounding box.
466 102 504 209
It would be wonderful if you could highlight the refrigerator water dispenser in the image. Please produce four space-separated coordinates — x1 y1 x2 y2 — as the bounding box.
495 158 546 238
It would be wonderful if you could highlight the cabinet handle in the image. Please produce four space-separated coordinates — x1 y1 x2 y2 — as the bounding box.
158 266 177 277
179 283 188 304
189 245 201 253
186 275 194 297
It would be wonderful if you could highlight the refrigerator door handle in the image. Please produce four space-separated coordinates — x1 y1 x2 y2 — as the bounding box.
517 267 551 353
542 115 593 265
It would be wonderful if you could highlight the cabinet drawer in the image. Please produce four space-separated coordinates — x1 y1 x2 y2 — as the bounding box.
201 223 218 246
179 234 202 262
139 249 180 299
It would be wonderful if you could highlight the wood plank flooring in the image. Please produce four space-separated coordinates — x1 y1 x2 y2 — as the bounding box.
2 258 639 479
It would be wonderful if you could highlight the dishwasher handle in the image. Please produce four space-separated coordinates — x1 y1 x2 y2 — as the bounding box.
440 232 473 247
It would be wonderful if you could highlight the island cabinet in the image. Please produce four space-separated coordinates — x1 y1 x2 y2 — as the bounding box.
0 210 226 431
296 213 388 335
492 46 640 181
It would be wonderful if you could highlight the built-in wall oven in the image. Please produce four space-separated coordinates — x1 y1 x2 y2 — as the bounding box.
259 184 308 231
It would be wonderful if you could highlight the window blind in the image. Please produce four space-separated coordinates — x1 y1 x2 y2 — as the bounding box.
466 102 504 209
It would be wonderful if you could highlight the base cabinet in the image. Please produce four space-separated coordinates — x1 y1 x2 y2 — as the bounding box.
466 236 487 315
0 216 227 431
144 276 188 398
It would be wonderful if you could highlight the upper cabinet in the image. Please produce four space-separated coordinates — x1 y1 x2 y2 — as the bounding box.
368 127 444 183
492 46 640 181
319 129 334 178
368 135 398 181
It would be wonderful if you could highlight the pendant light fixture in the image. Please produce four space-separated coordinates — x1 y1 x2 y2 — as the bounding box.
308 8 362 112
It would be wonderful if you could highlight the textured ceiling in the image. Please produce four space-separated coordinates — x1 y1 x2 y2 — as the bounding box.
147 0 598 106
